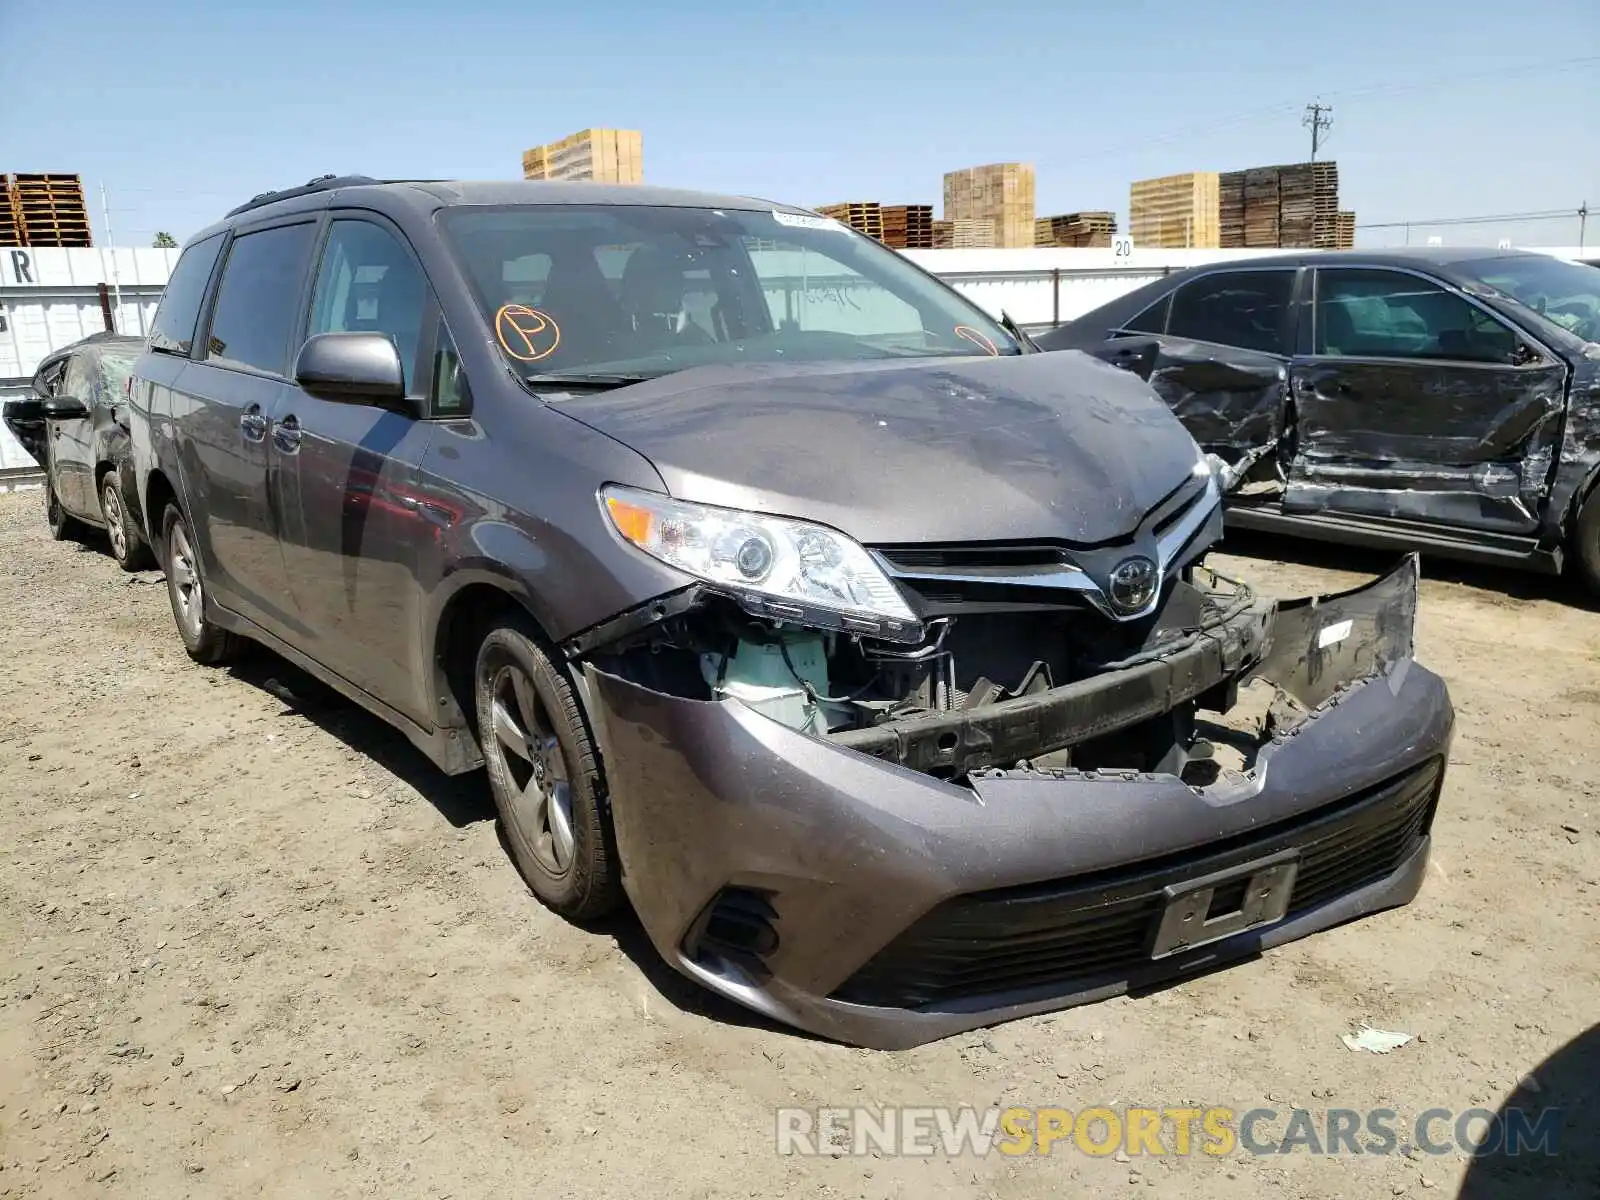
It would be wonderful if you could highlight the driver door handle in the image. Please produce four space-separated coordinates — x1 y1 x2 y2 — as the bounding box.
239 405 267 442
273 413 302 455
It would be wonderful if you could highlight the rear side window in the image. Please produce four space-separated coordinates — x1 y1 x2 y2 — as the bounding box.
204 223 318 376
1167 270 1295 354
149 233 224 356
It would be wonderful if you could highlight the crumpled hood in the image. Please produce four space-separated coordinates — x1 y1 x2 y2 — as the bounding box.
555 352 1202 545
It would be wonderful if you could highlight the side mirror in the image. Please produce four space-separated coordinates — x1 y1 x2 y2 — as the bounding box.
294 332 411 413
41 395 90 419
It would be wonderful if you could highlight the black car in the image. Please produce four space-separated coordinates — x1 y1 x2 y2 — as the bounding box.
1037 250 1600 591
127 177 1452 1049
2 331 156 569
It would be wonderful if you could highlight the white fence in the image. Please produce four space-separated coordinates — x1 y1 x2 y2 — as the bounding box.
3 242 1595 473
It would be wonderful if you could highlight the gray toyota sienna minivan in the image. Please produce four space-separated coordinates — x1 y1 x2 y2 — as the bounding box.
128 176 1453 1049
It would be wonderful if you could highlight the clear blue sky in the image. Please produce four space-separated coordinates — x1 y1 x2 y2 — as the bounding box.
2 0 1595 249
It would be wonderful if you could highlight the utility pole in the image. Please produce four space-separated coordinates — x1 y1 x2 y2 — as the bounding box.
1581 201 1589 251
1303 102 1333 162
99 182 123 333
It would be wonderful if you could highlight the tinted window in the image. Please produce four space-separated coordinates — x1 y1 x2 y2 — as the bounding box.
149 233 224 356
205 223 318 375
1316 269 1519 364
307 220 429 390
1167 270 1294 354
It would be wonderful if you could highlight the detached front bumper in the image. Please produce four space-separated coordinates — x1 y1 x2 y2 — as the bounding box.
583 557 1453 1050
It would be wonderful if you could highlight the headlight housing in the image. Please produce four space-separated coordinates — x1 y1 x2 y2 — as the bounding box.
601 485 921 641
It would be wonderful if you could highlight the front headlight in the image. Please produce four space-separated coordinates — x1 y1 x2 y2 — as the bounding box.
601 485 922 641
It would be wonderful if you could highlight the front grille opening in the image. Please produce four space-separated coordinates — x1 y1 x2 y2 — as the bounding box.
876 544 1067 572
685 887 780 972
831 759 1441 1010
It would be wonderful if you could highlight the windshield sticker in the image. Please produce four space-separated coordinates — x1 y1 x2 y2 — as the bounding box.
495 304 561 363
954 326 1000 356
772 210 844 232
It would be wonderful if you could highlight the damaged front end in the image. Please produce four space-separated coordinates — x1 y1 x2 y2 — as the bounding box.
574 554 1449 1049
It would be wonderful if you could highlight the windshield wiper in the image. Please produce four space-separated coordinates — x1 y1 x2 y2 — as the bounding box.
521 371 655 391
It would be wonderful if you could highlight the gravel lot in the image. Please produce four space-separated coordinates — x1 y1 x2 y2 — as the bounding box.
0 484 1595 1199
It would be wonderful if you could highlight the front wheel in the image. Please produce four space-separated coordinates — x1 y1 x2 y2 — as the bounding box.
1572 485 1600 599
474 619 622 920
101 475 156 571
160 504 240 665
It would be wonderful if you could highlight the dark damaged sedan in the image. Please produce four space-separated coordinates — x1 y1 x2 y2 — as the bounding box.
127 177 1454 1049
1037 250 1600 591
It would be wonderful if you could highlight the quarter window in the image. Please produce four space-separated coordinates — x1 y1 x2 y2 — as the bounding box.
307 220 429 391
1315 269 1520 363
431 322 471 415
205 224 318 376
1121 293 1170 335
1166 270 1294 354
149 233 224 356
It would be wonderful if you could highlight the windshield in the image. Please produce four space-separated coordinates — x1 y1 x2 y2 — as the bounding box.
1461 255 1600 343
99 351 138 399
439 204 1020 386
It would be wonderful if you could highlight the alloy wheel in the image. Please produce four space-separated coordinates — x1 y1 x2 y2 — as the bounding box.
168 521 203 639
103 482 128 561
487 662 575 876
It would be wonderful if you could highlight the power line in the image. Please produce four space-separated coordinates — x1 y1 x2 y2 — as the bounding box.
1355 208 1581 229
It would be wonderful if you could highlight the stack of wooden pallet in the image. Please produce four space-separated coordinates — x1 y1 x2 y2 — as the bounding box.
816 202 884 240
1277 163 1317 248
1034 212 1116 248
943 163 1035 248
1243 168 1281 248
1219 161 1340 249
1336 211 1357 250
879 204 933 249
1311 161 1340 248
0 179 22 246
6 174 91 247
522 129 642 184
1219 171 1246 248
1128 172 1220 247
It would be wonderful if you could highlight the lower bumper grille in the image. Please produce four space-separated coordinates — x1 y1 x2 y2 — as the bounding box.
832 760 1441 1010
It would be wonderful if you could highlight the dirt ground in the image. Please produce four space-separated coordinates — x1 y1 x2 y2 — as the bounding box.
0 484 1595 1200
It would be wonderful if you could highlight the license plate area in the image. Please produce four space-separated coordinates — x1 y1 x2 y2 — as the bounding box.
1149 849 1299 959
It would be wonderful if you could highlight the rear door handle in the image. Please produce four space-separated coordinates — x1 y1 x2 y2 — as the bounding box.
273 414 302 455
240 405 267 442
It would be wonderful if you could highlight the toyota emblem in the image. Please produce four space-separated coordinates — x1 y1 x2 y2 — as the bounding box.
1107 556 1159 615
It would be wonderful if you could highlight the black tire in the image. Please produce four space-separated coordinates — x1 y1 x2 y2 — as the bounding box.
160 503 240 665
1573 485 1600 599
100 474 156 572
474 618 621 920
44 482 86 542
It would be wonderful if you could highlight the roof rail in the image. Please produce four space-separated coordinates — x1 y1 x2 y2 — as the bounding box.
225 174 382 219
